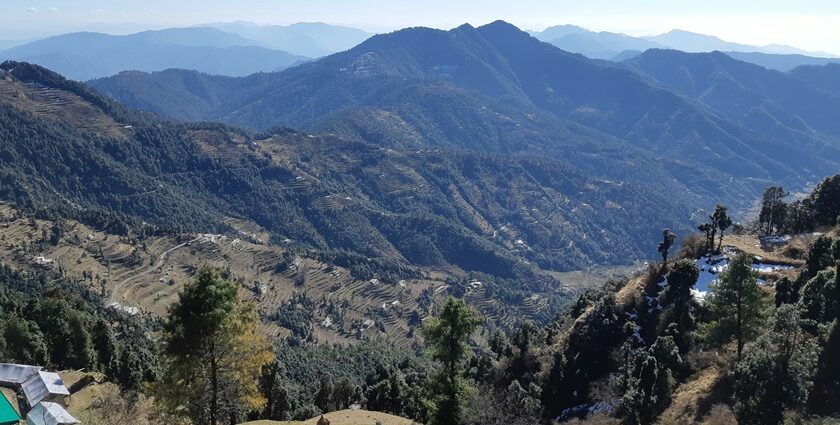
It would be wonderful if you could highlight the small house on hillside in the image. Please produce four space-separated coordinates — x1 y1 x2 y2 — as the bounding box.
0 364 42 387
22 371 69 407
25 402 79 425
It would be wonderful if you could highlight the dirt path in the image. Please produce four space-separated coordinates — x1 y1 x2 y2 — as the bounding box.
108 237 201 305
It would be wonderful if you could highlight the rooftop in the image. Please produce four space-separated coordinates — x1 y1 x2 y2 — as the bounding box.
22 371 69 407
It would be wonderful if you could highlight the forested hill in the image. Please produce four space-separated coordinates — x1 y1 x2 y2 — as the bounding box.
0 60 700 279
90 21 840 215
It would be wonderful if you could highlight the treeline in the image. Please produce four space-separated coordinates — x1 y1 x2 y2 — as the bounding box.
0 265 158 391
759 174 840 235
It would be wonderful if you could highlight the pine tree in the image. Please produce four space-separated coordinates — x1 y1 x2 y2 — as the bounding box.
734 305 818 424
658 260 699 354
702 253 769 360
154 268 273 425
423 297 482 425
712 204 733 252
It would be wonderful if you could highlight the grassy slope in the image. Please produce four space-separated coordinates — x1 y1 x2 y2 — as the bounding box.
242 409 417 425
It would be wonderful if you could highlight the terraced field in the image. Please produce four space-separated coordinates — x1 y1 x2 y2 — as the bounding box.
1 202 586 347
0 74 128 139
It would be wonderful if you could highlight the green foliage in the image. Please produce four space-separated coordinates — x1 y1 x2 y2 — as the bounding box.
713 204 734 251
156 268 273 425
423 297 482 425
734 305 819 425
542 294 624 417
801 270 839 325
619 338 677 425
1 315 49 365
809 319 840 415
775 277 798 307
658 229 677 265
702 253 769 359
658 260 700 354
0 265 158 389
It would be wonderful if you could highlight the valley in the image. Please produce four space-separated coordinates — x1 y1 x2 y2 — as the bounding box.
1 10 840 425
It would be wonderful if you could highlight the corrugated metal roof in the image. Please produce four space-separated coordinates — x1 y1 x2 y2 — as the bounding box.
21 372 68 407
25 402 79 425
0 363 41 386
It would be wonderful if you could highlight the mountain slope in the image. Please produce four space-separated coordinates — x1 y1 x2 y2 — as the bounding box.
624 49 840 165
724 51 840 72
2 60 707 277
85 22 840 242
92 21 840 196
789 62 840 94
0 28 308 79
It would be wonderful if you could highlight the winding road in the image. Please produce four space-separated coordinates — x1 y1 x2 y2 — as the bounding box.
108 236 201 305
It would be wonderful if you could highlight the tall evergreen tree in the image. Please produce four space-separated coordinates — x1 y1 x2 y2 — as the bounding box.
712 204 734 252
702 253 769 360
155 268 273 425
658 260 699 354
423 297 482 425
734 305 818 425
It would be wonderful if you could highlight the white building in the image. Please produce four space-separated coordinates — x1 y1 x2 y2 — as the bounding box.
25 401 79 425
0 363 42 387
22 371 69 407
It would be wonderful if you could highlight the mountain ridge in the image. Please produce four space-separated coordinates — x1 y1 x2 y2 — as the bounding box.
0 28 309 80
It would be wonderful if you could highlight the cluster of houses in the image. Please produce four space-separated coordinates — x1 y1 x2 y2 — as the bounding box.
0 363 79 425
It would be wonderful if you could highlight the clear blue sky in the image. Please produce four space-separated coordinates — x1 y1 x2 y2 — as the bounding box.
2 0 839 54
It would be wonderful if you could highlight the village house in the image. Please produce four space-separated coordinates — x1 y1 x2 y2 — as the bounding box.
0 364 78 424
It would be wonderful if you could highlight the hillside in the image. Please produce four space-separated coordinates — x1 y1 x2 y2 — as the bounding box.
2 61 722 334
624 49 840 138
90 22 840 217
2 35 840 425
0 28 308 80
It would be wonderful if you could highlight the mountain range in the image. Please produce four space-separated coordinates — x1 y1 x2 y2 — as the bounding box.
529 25 840 71
0 58 695 280
0 27 310 80
6 20 840 278
3 20 837 82
90 22 840 194
0 22 373 81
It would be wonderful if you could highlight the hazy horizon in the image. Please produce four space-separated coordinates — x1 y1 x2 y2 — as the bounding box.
2 0 839 55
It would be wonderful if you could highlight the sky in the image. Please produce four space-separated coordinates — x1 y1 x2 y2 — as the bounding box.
2 0 839 55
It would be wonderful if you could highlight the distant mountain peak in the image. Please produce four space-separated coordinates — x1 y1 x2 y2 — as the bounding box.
479 20 522 33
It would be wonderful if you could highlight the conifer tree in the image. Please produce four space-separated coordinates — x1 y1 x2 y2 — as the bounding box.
155 268 273 425
702 253 769 360
423 297 482 425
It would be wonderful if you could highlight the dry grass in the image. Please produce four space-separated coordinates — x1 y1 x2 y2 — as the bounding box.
721 234 806 266
241 409 417 425
659 367 725 425
698 405 738 425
